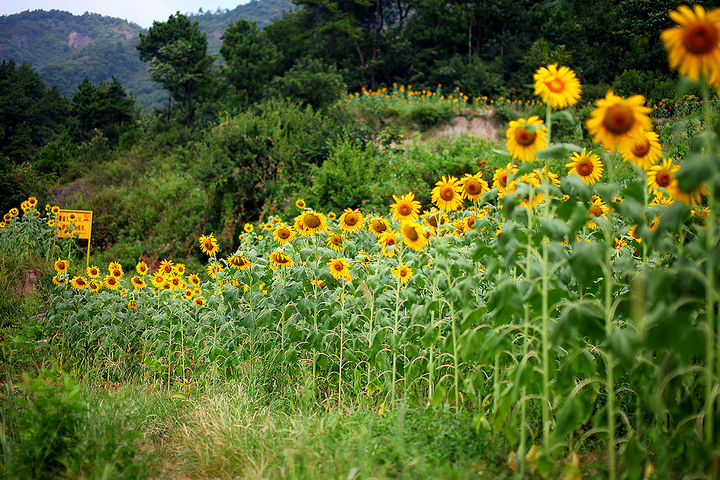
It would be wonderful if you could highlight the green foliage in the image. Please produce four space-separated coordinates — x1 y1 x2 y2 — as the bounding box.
270 58 344 111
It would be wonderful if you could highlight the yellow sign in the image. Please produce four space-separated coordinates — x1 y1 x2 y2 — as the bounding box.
57 210 93 240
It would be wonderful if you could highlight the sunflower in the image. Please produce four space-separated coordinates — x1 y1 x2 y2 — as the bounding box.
88 280 102 293
368 216 389 236
296 199 306 209
9 208 18 216
294 211 328 236
109 265 124 280
193 297 206 306
586 91 652 151
339 208 365 232
273 224 296 244
184 289 195 300
207 261 224 279
401 221 428 251
269 251 294 269
566 149 604 185
86 265 100 279
379 230 399 257
459 173 490 202
326 233 346 251
661 4 720 82
131 276 147 290
228 254 251 269
506 174 544 210
431 176 464 211
327 212 337 220
619 130 662 170
533 64 582 109
151 272 166 288
647 158 680 195
506 116 547 163
51 205 60 215
390 192 421 222
104 275 121 290
493 163 516 196
533 166 561 188
136 261 149 275
168 275 184 290
188 274 201 287
54 259 68 273
52 275 67 285
243 223 254 233
128 300 138 309
587 196 610 229
392 261 414 284
199 233 219 256
356 251 372 267
421 209 447 234
650 192 675 206
27 196 38 208
174 263 186 276
327 257 352 281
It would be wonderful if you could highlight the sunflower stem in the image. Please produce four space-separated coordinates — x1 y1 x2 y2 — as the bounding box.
545 101 552 149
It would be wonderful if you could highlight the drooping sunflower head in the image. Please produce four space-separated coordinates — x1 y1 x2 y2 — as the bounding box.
506 116 547 163
585 91 652 152
131 276 147 290
661 4 720 82
207 261 224 279
199 233 219 256
368 216 389 236
389 192 421 222
566 149 604 185
431 176 464 212
401 221 428 251
269 251 294 269
533 64 582 109
339 208 365 232
294 211 328 236
228 254 252 269
379 230 399 257
459 173 490 201
273 223 296 244
619 130 662 170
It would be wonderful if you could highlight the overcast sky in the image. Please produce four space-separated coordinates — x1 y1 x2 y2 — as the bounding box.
0 0 248 29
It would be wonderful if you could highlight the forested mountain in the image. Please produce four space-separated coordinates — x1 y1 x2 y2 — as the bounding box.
0 1 294 109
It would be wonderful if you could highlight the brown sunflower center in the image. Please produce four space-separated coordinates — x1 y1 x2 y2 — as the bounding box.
278 228 290 239
603 104 634 135
684 22 719 54
112 269 122 278
333 262 344 271
577 159 594 176
656 171 672 188
427 215 438 228
398 203 412 216
331 236 343 245
304 214 321 228
400 267 408 276
464 179 482 194
545 78 565 93
466 216 476 227
371 220 387 233
589 205 604 218
344 213 358 226
498 174 508 188
440 186 456 201
386 237 396 246
632 140 651 157
403 223 419 242
514 127 536 146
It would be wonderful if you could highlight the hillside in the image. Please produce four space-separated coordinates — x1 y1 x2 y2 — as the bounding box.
0 1 294 109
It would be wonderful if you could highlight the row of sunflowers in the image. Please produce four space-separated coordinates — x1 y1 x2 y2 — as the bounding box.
6 4 720 478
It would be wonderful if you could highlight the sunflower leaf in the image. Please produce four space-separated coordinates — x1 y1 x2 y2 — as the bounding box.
536 143 583 159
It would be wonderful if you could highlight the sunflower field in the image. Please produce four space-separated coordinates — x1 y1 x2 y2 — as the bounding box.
5 4 720 479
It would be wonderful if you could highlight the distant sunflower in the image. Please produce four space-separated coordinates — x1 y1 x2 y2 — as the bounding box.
533 166 561 188
188 274 201 287
401 221 428 251
421 209 447 234
586 91 652 151
587 196 610 229
367 216 389 236
174 263 186 276
533 64 582 109
327 257 351 281
244 223 254 233
647 158 680 195
269 251 294 269
104 275 120 290
136 261 149 275
199 233 219 256
273 224 296 244
295 199 306 209
379 230 399 257
327 212 337 220
131 276 147 290
326 233 346 251
294 211 328 236
207 261 224 279
228 254 251 269
392 261 414 284
339 208 365 232
128 300 138 309
87 281 101 293
86 265 100 279
493 163 516 196
431 176 464 211
52 275 67 285
193 297 206 307
619 130 662 170
51 205 60 215
151 272 166 288
566 149 604 185
506 116 547 163
27 196 38 208
459 172 490 202
661 4 720 82
109 263 124 280
390 192 421 222
54 259 68 274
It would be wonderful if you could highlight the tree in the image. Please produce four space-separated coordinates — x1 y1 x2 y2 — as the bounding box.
220 19 281 106
72 78 98 142
137 12 212 126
